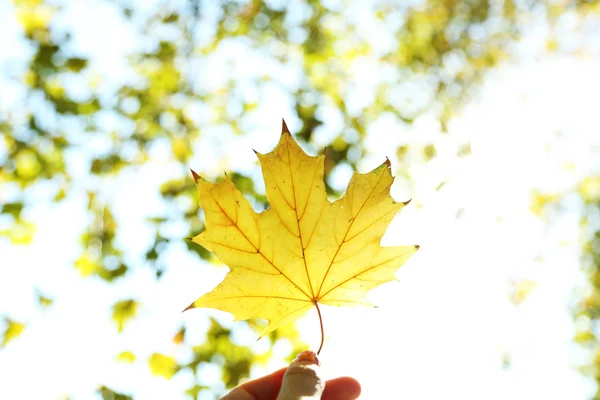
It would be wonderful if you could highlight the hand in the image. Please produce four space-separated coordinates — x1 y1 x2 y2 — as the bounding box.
220 351 361 400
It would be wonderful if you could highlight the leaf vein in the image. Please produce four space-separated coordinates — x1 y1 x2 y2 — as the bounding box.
200 179 311 299
204 295 312 302
318 247 415 300
343 205 400 243
316 169 387 297
287 137 315 298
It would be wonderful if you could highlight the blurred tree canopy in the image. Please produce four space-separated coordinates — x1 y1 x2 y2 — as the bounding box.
573 176 600 397
1 0 599 398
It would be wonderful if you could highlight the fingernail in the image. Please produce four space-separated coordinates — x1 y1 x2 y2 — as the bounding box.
295 350 319 366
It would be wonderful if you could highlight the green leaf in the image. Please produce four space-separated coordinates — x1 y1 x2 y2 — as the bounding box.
0 202 24 218
111 299 138 332
148 353 178 379
37 292 53 308
0 221 36 245
64 57 88 72
1 318 25 347
117 351 136 363
97 386 133 400
99 263 128 282
186 384 209 398
74 253 102 277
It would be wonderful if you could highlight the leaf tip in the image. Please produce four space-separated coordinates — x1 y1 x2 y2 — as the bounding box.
190 169 201 182
414 244 420 250
384 157 392 167
182 302 196 312
402 198 412 206
281 118 290 134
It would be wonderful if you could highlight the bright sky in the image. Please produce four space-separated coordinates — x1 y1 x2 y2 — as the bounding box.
1 1 600 400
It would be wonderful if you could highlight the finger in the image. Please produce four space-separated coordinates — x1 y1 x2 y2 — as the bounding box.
276 351 325 400
322 377 362 400
220 368 286 400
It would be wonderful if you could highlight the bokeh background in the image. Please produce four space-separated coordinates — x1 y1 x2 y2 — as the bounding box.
1 0 600 399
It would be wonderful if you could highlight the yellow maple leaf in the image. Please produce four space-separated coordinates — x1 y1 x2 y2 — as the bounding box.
185 121 418 353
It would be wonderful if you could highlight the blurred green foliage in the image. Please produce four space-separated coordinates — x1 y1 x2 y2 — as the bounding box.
112 299 139 332
573 176 600 397
1 318 26 347
1 0 598 398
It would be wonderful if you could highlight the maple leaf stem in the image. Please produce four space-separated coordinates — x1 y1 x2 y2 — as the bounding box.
314 301 325 355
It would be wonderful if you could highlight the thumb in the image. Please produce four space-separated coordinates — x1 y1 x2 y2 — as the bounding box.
276 351 325 400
